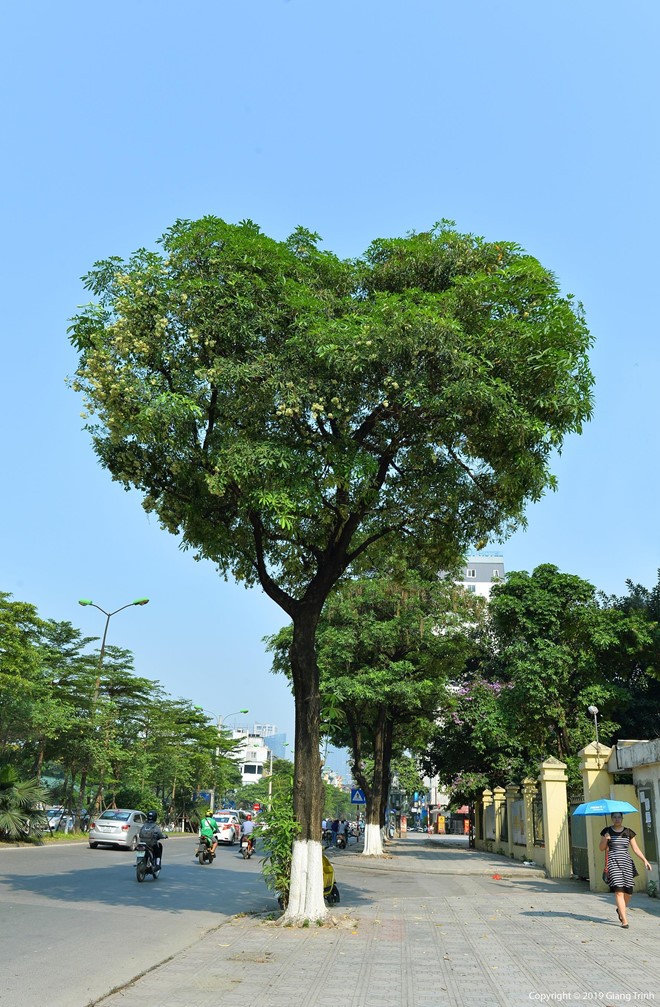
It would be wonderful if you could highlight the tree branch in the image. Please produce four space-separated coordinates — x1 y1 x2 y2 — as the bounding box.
248 511 298 618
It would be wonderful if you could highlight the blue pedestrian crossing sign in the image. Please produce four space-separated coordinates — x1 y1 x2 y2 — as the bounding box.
351 788 366 804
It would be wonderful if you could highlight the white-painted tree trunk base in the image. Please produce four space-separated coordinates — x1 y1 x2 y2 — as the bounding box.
362 822 384 856
284 839 328 922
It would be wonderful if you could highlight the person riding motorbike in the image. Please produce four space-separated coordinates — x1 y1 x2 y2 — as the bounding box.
138 810 168 868
240 814 255 854
199 812 218 858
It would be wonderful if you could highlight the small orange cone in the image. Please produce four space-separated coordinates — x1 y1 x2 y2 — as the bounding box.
491 873 502 880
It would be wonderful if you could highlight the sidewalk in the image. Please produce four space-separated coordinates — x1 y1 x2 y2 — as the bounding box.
94 834 660 1007
326 833 548 878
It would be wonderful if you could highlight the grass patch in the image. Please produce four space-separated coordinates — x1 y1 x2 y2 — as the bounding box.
40 831 89 843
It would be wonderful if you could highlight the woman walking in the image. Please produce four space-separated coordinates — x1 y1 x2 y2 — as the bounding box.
599 812 651 928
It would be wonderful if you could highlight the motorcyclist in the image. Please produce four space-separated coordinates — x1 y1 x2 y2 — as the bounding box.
199 812 218 858
240 813 255 853
138 810 168 868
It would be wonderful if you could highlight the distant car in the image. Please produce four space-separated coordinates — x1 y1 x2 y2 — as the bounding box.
212 812 240 844
88 809 147 850
43 808 75 832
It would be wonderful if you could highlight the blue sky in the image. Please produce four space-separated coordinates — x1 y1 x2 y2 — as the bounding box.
1 1 658 758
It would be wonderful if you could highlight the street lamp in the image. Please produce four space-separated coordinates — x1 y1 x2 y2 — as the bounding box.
218 709 250 730
77 597 149 814
267 742 289 811
78 597 149 698
587 705 601 767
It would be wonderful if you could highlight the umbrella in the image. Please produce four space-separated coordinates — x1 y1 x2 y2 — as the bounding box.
572 799 638 816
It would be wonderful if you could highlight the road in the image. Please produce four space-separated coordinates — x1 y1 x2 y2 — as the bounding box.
0 836 276 1007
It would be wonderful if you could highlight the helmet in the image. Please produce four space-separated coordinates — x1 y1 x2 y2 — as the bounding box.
245 814 252 820
146 810 158 822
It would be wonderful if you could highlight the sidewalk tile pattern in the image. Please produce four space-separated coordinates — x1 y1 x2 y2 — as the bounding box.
95 839 660 1007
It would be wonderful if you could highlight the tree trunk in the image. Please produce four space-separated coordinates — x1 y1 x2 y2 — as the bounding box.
286 605 327 922
77 768 88 826
381 718 394 826
34 739 45 782
363 707 387 856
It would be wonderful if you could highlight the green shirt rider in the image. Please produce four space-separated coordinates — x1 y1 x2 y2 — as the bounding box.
199 814 218 857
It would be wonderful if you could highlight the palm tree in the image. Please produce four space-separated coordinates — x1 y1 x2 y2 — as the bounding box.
0 766 48 840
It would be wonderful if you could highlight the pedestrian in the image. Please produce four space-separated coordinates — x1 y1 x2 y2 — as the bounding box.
599 811 651 928
330 818 339 846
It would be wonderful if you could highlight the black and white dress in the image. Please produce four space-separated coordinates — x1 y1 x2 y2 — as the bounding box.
600 826 638 893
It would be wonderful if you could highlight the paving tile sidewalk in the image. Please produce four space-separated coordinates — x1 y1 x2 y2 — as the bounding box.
95 836 660 1007
325 833 548 878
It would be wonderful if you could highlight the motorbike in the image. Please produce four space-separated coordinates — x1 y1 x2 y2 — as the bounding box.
240 835 255 859
135 841 162 881
196 835 214 864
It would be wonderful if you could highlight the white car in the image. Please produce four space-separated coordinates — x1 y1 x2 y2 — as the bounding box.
44 808 75 832
212 812 240 844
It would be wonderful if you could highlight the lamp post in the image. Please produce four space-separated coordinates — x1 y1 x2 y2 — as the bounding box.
77 597 149 815
267 742 289 811
587 705 601 767
79 598 150 699
195 708 249 812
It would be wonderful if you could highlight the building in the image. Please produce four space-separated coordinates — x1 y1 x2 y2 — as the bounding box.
458 553 504 599
322 768 347 789
424 553 506 824
229 725 290 783
263 732 289 759
231 729 270 785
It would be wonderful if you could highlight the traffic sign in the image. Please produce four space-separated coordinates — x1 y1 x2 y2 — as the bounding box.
350 787 366 804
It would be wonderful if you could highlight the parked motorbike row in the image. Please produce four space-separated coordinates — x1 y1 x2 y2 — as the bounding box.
323 820 363 849
322 828 347 849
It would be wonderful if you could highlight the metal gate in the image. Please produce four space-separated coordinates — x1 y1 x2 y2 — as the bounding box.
569 798 589 879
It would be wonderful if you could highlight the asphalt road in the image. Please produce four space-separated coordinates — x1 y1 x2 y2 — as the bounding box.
0 836 276 1007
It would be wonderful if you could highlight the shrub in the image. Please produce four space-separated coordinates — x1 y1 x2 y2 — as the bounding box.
257 781 300 909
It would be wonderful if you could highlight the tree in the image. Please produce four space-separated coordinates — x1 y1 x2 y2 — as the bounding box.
0 592 45 763
605 572 660 740
275 563 479 854
0 767 49 841
35 619 96 784
69 217 593 918
236 756 295 809
424 564 654 798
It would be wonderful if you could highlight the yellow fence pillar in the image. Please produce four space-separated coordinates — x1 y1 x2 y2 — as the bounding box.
505 785 519 859
474 798 483 844
579 741 613 892
493 786 506 852
479 789 493 851
522 778 538 862
539 757 571 878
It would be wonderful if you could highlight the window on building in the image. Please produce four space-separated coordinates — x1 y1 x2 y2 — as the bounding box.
243 764 258 774
467 584 476 593
466 568 476 578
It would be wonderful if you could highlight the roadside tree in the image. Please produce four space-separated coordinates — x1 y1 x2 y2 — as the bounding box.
69 217 593 918
424 564 654 799
270 563 489 855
